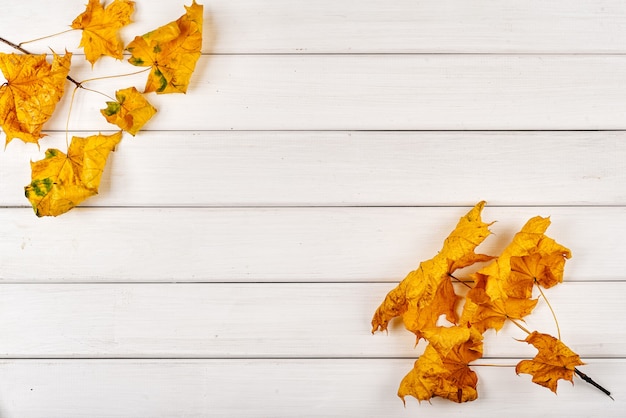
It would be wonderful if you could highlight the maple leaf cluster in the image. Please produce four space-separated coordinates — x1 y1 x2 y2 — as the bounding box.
0 0 204 216
372 201 588 403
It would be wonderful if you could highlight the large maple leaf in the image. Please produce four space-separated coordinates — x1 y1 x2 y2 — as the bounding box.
126 1 203 94
0 52 72 145
459 216 570 333
372 201 493 340
516 332 584 393
25 132 122 217
71 0 135 65
479 216 571 302
399 326 483 403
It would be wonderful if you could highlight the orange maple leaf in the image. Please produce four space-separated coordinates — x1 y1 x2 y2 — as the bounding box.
461 284 538 333
371 201 493 340
399 326 483 403
480 216 571 302
71 0 135 65
126 1 203 94
25 132 122 217
516 332 584 393
0 52 72 145
459 215 570 332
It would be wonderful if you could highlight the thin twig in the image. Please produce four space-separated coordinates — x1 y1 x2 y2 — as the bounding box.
1 36 30 54
448 273 472 289
574 368 614 400
0 35 82 88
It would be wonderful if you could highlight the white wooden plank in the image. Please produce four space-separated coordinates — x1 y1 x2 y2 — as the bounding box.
0 359 621 417
0 282 622 358
4 1 626 54
2 131 625 207
0 207 623 282
4 55 626 131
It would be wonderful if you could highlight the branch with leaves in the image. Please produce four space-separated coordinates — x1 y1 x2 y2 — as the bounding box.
0 0 204 216
372 201 612 403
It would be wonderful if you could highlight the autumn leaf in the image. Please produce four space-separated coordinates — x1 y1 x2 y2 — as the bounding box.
516 332 584 393
459 216 570 332
461 284 538 333
101 86 157 135
25 132 122 216
126 1 203 94
71 0 135 65
399 326 483 403
0 52 72 145
480 216 572 302
372 201 493 340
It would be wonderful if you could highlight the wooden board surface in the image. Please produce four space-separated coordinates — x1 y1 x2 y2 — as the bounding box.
0 1 622 416
0 207 623 282
0 282 622 358
0 359 622 418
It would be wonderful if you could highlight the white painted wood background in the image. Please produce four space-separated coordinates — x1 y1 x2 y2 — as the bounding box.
0 0 624 416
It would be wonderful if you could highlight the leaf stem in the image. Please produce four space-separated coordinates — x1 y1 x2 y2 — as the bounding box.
18 29 76 47
66 86 80 148
535 281 561 340
508 318 531 335
79 67 151 85
81 86 116 102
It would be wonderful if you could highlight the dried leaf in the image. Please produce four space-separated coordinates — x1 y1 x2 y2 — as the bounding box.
480 216 571 301
71 0 135 65
126 1 203 94
459 215 570 332
25 132 122 216
0 52 72 145
101 86 157 135
371 201 493 340
516 332 584 393
461 284 538 333
399 326 483 403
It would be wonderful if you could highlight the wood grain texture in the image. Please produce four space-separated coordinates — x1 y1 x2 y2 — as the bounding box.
0 1 624 416
0 206 623 282
0 359 621 418
4 55 626 131
0 282 622 358
3 1 626 53
2 131 624 207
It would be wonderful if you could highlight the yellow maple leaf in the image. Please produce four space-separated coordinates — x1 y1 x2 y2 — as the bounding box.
516 332 584 393
0 52 72 145
480 216 572 302
101 86 157 135
126 1 203 94
25 132 122 217
71 0 135 65
399 326 483 403
372 201 493 340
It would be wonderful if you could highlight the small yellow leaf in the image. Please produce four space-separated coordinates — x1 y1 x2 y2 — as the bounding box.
25 132 123 217
71 0 135 65
101 87 157 135
126 1 203 94
0 52 72 145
